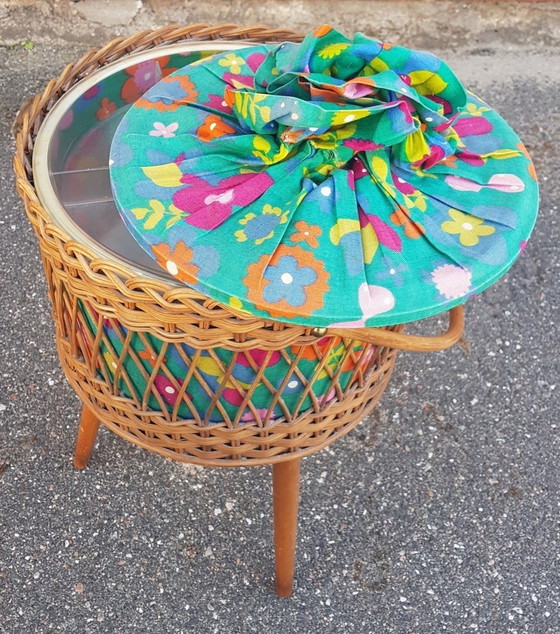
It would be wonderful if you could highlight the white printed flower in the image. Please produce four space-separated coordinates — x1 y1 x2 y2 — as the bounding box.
149 121 179 138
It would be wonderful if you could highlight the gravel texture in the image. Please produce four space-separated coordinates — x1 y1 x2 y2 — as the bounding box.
1 38 559 634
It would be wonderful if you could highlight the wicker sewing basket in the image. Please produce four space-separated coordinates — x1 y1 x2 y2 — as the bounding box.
13 24 463 470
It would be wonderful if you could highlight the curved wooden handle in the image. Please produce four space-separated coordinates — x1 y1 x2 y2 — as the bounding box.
326 305 465 352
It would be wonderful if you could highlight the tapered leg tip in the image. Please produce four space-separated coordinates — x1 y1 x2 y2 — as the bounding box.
73 456 89 470
275 582 294 598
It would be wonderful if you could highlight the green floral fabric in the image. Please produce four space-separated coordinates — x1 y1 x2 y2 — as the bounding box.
110 25 539 328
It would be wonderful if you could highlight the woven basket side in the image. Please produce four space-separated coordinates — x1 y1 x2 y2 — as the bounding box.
13 24 402 466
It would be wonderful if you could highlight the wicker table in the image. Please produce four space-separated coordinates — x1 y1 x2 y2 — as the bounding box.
13 24 464 596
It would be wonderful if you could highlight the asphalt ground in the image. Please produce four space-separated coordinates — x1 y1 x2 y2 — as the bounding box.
1 42 559 633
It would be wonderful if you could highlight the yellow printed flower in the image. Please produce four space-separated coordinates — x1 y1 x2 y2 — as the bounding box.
441 209 495 247
229 296 248 313
408 70 448 96
404 190 427 212
465 102 490 117
318 42 350 59
218 53 246 74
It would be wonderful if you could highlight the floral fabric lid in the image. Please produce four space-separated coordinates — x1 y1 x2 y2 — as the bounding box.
109 25 538 328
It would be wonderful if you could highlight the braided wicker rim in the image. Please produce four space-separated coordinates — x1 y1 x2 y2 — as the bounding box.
13 23 407 466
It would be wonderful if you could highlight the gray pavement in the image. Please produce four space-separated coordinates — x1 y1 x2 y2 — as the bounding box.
1 33 560 634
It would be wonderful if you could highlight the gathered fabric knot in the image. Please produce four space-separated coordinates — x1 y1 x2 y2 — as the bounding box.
226 25 467 172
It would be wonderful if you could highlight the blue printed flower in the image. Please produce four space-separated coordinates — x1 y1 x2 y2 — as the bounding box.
235 204 289 245
135 74 198 112
245 245 330 318
263 255 318 307
374 256 408 286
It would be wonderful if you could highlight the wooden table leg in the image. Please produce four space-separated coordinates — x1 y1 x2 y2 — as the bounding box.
73 404 100 469
272 457 301 597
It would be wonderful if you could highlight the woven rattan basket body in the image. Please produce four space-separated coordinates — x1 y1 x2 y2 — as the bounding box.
13 25 413 468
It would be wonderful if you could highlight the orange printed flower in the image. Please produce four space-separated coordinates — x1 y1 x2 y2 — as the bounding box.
96 98 116 120
313 24 333 37
290 221 322 248
196 114 236 142
135 75 198 112
390 206 425 239
223 87 237 110
439 154 458 169
244 245 330 319
151 241 199 284
139 348 166 367
517 142 537 181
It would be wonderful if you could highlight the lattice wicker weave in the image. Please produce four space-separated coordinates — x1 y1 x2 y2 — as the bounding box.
12 23 462 467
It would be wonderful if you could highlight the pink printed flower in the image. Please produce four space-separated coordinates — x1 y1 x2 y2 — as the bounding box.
421 144 446 169
361 207 402 252
349 156 370 181
59 109 74 130
453 116 493 138
321 387 337 405
392 172 416 195
445 173 525 194
456 151 485 167
397 100 414 124
222 387 244 407
83 85 100 100
246 52 267 73
343 138 383 151
431 264 472 299
149 122 179 138
343 79 377 99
